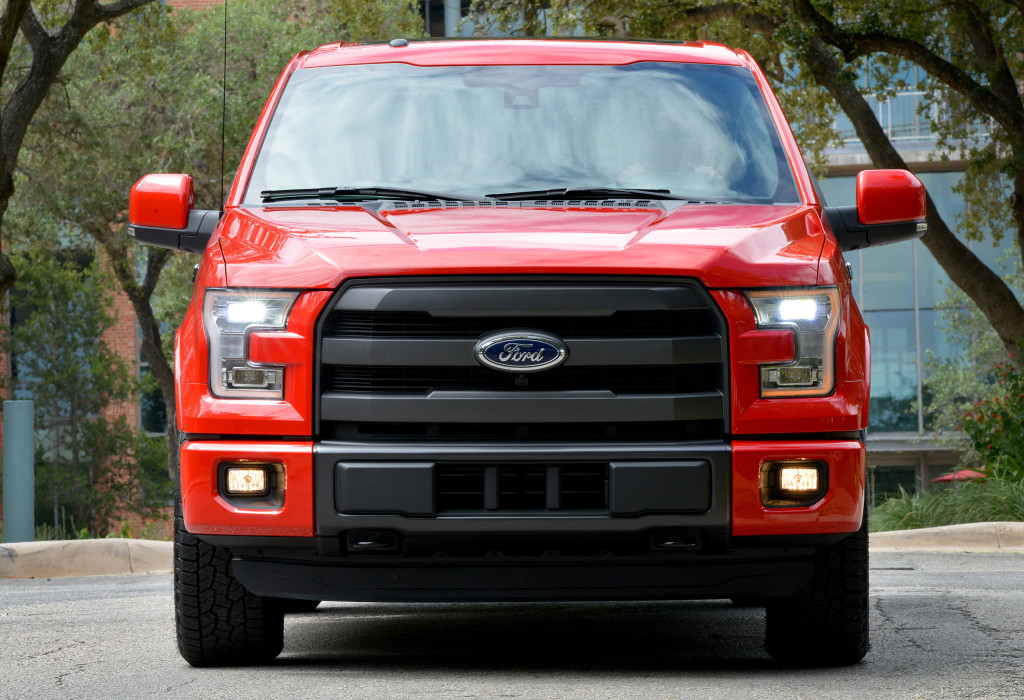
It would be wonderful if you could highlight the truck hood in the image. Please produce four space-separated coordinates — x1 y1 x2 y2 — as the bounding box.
216 203 827 289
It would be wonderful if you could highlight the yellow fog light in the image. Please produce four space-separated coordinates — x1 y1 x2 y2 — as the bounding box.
778 466 819 493
224 466 269 496
760 460 828 507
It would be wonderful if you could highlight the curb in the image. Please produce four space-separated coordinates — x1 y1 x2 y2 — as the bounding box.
869 521 1024 552
0 539 172 579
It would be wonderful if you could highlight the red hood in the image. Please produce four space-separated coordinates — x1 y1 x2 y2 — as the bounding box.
215 203 827 289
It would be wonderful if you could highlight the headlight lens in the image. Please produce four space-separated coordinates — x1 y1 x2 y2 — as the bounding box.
203 289 299 399
745 287 841 397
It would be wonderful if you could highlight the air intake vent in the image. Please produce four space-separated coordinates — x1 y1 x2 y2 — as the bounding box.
435 464 608 513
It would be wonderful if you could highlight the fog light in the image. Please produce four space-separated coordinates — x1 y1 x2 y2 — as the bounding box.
778 466 819 492
227 367 273 388
761 460 828 507
225 466 269 495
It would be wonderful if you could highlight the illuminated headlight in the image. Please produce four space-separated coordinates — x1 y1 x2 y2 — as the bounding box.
203 289 299 399
760 460 828 507
745 287 841 397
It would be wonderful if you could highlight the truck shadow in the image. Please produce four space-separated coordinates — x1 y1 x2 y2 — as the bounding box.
276 600 775 672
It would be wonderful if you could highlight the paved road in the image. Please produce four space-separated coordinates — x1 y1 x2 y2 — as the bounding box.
2 551 1023 699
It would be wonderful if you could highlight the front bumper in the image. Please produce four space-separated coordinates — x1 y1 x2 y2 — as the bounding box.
180 437 863 601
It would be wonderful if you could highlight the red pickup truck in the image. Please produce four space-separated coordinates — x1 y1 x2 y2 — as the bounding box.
129 38 926 667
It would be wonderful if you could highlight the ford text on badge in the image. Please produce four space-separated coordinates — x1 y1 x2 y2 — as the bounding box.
474 331 569 373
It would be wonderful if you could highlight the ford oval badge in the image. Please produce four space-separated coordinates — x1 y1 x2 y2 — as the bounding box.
474 331 568 373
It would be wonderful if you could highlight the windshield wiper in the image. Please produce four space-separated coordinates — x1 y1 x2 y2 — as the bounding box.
260 186 480 203
485 186 696 201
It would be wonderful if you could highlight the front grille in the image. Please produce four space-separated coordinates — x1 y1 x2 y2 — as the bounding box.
316 278 728 441
436 463 608 512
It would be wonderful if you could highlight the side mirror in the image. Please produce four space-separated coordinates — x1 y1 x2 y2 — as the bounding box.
128 174 219 253
824 169 927 251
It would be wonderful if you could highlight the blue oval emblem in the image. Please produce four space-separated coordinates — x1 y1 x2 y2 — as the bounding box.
474 331 568 373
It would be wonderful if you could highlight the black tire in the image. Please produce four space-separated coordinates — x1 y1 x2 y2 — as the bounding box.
173 436 284 666
730 597 771 608
765 513 869 666
276 598 321 614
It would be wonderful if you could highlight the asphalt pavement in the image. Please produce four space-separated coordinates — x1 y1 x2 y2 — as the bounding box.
1 551 1022 699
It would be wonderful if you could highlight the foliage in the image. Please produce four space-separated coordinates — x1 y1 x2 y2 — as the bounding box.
10 0 424 479
3 249 168 537
923 250 1022 447
870 476 1024 532
959 362 1024 482
0 0 156 301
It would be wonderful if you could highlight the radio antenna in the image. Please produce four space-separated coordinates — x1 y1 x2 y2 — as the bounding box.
219 0 228 209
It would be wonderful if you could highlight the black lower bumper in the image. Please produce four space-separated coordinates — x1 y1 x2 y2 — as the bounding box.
231 548 817 603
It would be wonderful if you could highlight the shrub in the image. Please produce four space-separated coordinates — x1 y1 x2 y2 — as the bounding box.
960 362 1024 481
870 475 1024 531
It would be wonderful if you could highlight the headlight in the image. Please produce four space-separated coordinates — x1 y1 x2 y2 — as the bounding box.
745 287 841 398
203 289 299 399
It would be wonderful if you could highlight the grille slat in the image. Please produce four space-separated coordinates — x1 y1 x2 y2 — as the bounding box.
326 309 714 339
326 364 718 394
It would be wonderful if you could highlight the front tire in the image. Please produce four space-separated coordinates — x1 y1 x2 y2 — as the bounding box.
765 513 869 665
173 491 284 667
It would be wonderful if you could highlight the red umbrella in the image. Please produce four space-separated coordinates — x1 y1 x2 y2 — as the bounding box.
931 469 987 483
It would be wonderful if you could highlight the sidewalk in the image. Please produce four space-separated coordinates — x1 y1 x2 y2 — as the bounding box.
3 522 1024 579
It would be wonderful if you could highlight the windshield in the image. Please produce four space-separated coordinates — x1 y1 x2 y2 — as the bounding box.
244 61 800 204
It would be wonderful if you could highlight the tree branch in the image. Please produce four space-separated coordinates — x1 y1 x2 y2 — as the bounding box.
0 0 32 79
19 5 50 53
953 1 1023 117
667 2 778 34
2 0 155 176
791 0 1024 141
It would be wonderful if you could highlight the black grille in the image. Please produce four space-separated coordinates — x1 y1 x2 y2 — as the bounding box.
316 279 728 441
326 364 719 394
435 463 608 512
326 309 715 339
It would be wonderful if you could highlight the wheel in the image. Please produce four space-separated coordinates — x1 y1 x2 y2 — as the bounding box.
173 439 284 666
276 598 321 614
765 512 869 666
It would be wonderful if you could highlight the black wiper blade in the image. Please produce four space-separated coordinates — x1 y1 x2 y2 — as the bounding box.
260 186 480 203
485 186 693 201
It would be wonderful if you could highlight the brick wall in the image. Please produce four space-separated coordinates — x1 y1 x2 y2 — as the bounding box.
100 250 140 426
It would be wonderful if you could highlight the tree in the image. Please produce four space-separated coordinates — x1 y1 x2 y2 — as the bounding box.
5 249 169 536
12 0 424 477
469 0 1024 357
0 0 156 302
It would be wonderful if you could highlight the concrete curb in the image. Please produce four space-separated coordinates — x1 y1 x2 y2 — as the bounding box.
0 539 172 579
870 521 1024 552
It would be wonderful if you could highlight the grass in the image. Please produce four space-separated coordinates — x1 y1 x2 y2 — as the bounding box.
870 475 1024 532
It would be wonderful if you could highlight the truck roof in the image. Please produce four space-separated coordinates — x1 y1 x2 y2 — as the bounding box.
297 38 752 70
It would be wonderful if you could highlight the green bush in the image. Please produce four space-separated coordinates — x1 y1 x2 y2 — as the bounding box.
870 476 1024 531
960 361 1024 481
